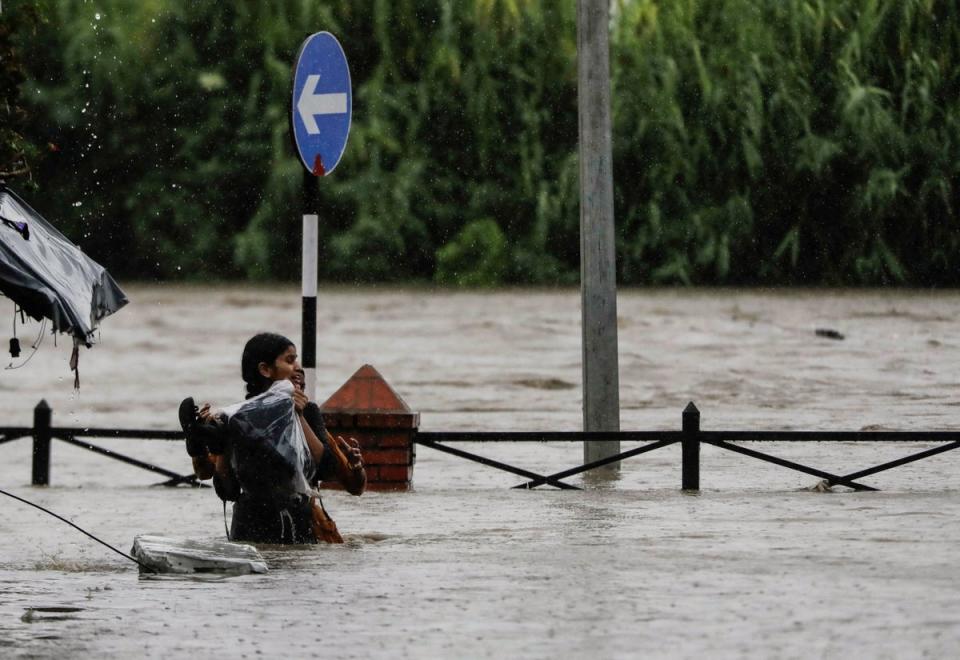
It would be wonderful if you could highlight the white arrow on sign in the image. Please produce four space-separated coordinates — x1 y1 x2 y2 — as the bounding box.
296 74 348 135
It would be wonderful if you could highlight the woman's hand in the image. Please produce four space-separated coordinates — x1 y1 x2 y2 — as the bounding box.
197 403 213 422
336 435 364 470
326 432 366 495
292 389 308 414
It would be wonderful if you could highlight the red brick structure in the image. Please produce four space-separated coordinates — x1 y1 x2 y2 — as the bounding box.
319 365 417 491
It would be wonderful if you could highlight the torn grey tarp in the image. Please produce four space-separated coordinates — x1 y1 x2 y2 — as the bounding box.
0 183 127 346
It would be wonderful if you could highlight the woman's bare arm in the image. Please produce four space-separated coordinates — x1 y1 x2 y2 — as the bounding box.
324 430 366 496
298 413 326 464
293 390 365 495
293 389 326 464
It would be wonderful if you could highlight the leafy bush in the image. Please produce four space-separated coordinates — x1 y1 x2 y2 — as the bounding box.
0 4 44 180
435 217 508 286
5 0 959 285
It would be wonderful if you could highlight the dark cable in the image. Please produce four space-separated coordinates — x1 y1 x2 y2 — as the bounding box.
0 486 156 573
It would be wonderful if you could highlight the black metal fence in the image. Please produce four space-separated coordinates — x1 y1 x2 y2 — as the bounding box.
415 403 960 491
3 400 959 491
1 400 201 488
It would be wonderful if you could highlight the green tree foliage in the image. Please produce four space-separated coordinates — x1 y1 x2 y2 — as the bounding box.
435 217 509 285
9 0 960 285
0 3 45 182
613 0 960 285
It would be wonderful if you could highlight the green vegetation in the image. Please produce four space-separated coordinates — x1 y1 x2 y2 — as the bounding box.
0 4 43 179
3 0 959 285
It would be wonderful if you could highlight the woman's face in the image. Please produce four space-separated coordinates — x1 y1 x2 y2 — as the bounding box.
259 345 299 384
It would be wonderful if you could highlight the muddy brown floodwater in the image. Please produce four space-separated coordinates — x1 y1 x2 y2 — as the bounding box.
1 285 959 658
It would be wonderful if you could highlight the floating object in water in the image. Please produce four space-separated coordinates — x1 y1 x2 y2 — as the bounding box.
131 535 268 575
815 328 845 340
21 607 84 623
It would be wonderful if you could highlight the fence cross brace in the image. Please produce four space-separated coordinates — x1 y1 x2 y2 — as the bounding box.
826 440 960 488
58 435 204 488
0 430 30 446
415 439 580 490
704 439 877 491
154 474 207 488
513 439 678 489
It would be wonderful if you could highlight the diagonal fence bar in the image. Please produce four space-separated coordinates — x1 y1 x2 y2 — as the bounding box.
0 429 31 445
703 439 877 491
155 474 207 488
57 435 202 487
827 441 960 487
416 438 580 490
513 439 678 489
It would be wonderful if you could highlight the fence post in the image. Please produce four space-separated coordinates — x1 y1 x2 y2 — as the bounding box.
682 402 700 491
32 399 52 486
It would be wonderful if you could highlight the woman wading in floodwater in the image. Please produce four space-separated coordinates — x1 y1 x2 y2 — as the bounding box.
180 333 365 543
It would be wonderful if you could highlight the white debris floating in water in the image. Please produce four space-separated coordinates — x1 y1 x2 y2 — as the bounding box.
131 535 267 574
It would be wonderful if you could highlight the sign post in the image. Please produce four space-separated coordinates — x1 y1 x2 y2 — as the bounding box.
291 32 352 400
577 0 621 469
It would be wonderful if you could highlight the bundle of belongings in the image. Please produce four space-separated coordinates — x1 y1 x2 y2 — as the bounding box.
222 380 314 496
188 380 343 544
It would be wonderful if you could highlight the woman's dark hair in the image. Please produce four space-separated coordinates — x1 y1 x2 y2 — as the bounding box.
241 332 294 398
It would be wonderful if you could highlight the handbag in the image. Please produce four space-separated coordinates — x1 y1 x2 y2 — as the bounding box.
310 494 344 544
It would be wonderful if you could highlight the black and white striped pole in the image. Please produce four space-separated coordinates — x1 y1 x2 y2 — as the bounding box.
291 32 353 401
301 206 318 401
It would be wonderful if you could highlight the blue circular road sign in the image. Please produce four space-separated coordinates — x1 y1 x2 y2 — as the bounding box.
291 32 352 177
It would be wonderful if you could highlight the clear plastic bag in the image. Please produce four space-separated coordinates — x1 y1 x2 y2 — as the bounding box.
220 380 313 498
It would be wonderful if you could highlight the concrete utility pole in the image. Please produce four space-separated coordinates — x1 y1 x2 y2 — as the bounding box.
577 0 621 468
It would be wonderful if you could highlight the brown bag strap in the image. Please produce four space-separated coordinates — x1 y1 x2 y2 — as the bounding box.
309 494 344 544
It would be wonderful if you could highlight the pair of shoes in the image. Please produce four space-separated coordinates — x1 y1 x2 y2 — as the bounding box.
179 397 209 457
179 397 229 456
